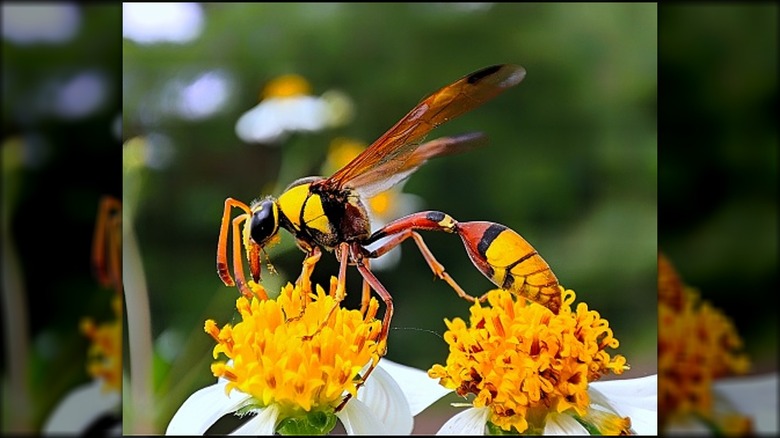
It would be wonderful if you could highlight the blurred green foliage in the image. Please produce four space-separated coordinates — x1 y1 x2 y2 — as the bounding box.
659 4 777 373
123 3 657 431
3 4 122 432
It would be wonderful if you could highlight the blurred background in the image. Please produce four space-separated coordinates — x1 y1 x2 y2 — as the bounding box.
121 3 656 433
659 4 777 375
2 3 121 434
4 2 776 436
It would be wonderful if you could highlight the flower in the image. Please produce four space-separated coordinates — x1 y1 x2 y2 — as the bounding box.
41 197 123 435
42 293 123 435
321 137 422 271
166 273 435 435
235 74 354 145
428 287 657 435
658 252 777 435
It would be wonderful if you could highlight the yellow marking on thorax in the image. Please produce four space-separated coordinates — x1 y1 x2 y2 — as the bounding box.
301 194 331 233
277 183 331 235
278 184 310 232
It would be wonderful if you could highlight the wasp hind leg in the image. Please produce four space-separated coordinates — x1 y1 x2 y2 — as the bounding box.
365 211 483 303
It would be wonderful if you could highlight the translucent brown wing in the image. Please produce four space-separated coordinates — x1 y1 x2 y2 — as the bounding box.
313 64 526 196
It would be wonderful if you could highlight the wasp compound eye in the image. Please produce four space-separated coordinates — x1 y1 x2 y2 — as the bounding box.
250 200 279 246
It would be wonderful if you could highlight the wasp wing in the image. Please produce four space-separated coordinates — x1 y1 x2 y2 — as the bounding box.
316 64 526 196
348 132 487 199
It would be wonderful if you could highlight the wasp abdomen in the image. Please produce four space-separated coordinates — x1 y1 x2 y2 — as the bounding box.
457 221 561 314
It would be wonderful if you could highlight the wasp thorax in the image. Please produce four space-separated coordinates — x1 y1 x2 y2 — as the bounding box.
250 199 279 246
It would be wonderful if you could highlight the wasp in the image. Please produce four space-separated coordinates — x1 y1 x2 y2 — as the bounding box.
217 64 561 372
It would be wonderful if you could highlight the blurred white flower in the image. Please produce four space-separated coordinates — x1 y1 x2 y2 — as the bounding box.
235 74 354 145
123 3 203 45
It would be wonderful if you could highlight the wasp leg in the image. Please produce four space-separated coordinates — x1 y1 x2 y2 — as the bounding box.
359 259 372 315
231 215 267 300
218 198 254 287
296 246 322 308
302 243 347 337
335 243 393 413
92 196 122 291
365 211 482 303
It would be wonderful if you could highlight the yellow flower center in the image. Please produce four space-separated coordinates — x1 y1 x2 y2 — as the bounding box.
261 74 312 100
323 137 367 175
428 287 629 434
80 294 123 393
657 253 751 431
206 276 383 417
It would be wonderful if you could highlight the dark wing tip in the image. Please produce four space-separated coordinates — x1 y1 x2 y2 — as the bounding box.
467 64 527 88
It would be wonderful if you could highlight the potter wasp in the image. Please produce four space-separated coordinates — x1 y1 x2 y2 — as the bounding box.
217 65 561 393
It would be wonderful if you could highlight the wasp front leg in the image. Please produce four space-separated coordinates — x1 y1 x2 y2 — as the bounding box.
296 246 322 306
217 198 268 300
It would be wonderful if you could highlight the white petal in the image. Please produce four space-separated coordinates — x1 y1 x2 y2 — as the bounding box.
663 416 712 434
354 363 413 434
590 374 658 435
544 412 590 435
229 404 280 435
280 96 328 131
41 379 120 434
165 380 252 435
337 398 387 434
437 406 489 435
234 102 284 144
714 373 778 435
378 359 453 416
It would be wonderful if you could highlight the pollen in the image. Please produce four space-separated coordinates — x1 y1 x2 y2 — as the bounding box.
261 74 312 100
657 253 751 431
428 287 628 434
80 294 123 393
205 275 382 417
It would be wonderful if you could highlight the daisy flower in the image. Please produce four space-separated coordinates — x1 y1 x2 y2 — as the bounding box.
428 287 657 435
235 74 353 145
42 195 123 435
166 272 443 435
42 294 123 435
658 252 777 435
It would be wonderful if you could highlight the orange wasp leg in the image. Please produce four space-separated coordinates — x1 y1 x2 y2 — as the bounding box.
334 242 393 412
296 246 322 308
92 196 123 292
302 243 348 338
365 211 484 303
359 259 372 315
217 197 253 287
230 215 267 300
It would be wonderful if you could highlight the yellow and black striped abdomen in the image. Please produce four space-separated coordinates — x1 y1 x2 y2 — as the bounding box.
458 221 561 313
